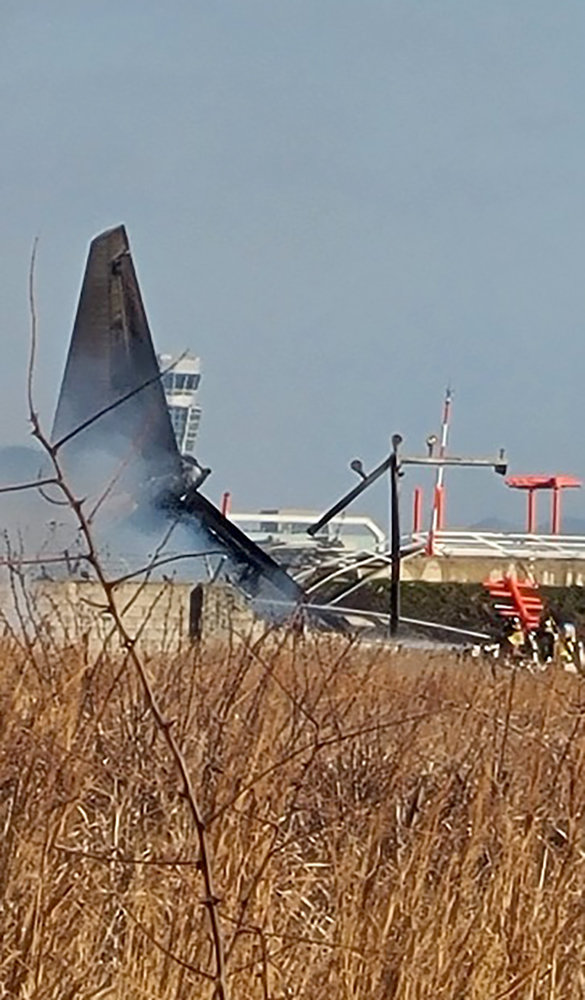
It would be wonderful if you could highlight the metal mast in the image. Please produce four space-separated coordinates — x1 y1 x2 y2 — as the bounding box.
427 386 452 555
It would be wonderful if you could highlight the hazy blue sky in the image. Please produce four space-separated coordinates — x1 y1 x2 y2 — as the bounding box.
1 2 584 530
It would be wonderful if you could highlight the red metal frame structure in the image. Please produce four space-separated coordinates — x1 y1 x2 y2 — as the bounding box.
506 475 581 534
412 486 423 533
484 572 543 631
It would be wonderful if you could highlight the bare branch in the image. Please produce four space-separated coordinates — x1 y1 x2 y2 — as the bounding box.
24 244 230 1000
112 550 226 586
52 351 186 452
27 236 39 422
0 554 87 569
0 477 58 496
208 705 456 824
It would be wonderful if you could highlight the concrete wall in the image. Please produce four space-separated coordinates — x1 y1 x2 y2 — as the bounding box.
401 553 585 587
2 579 258 654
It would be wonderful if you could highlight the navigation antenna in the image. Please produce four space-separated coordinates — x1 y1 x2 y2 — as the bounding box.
427 386 452 555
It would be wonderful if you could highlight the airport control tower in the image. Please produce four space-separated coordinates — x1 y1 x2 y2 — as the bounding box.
158 352 202 459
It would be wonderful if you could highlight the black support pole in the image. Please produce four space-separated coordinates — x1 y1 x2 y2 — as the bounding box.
307 454 393 537
389 446 401 637
308 434 506 639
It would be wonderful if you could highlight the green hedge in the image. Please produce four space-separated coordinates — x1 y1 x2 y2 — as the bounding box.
335 579 585 637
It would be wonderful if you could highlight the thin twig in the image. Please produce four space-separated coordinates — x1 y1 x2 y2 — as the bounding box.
52 353 186 451
113 550 226 585
25 246 230 1000
27 237 39 421
0 477 58 495
209 704 457 824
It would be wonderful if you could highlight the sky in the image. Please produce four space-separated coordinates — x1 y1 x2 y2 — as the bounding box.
1 1 584 532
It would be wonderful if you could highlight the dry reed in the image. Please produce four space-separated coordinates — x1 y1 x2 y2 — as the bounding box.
1 630 585 998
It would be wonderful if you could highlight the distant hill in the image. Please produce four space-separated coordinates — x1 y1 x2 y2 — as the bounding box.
469 517 515 532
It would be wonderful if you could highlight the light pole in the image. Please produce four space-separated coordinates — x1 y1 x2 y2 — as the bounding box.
308 439 507 638
388 443 507 636
389 434 402 636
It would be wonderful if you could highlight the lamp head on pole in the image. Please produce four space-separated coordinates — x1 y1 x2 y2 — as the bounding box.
495 448 508 476
426 433 438 458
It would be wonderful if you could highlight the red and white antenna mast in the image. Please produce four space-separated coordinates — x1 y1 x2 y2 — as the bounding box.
427 386 452 555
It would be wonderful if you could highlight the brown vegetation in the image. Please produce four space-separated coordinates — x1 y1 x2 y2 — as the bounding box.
13 219 584 998
1 631 585 999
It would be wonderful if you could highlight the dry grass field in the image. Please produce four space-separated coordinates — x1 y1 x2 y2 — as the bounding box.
1 627 585 999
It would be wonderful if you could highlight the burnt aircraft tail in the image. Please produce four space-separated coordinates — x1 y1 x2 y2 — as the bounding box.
52 225 180 484
51 226 329 622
